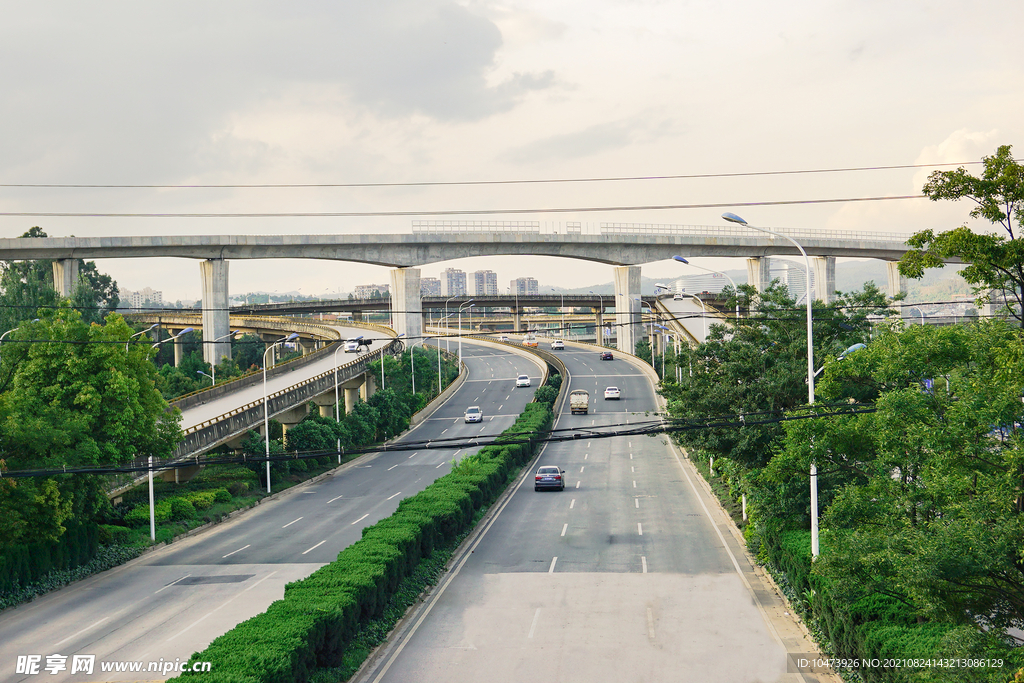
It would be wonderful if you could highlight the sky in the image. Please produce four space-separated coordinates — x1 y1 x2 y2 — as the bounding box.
1 0 1021 301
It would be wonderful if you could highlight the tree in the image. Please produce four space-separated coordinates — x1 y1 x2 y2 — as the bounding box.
0 309 182 548
899 145 1024 326
791 321 1024 629
663 282 894 469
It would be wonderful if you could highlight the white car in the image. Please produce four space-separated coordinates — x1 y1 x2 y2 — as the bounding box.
516 375 531 387
604 386 621 400
498 335 509 342
344 340 360 353
550 340 565 350
465 406 482 423
673 293 684 301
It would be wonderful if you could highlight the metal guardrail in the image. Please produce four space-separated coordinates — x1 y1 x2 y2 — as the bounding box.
412 220 541 233
599 222 912 243
171 339 403 458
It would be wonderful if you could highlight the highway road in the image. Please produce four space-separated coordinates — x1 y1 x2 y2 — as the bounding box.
0 340 543 683
357 343 807 683
179 323 393 430
658 296 725 344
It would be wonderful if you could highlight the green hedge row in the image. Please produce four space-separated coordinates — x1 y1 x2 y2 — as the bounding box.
173 401 553 682
765 530 975 682
0 522 99 593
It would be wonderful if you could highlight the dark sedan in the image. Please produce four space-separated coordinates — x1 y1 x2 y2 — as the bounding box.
534 466 566 491
600 351 614 360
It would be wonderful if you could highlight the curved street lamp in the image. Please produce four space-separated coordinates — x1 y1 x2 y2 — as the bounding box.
125 323 159 351
722 211 819 557
458 300 475 364
673 256 741 320
263 332 300 493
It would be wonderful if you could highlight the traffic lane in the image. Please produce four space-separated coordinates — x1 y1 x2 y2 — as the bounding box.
360 348 787 683
143 348 540 566
428 347 543 422
0 340 543 682
182 324 394 428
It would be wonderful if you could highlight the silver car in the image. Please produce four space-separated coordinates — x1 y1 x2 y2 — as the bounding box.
465 406 482 423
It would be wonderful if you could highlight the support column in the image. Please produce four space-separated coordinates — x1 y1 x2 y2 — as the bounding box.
613 266 642 354
52 259 80 297
173 334 184 367
812 256 836 304
886 261 907 300
746 257 772 294
361 371 377 401
345 387 360 414
511 307 521 333
390 268 422 341
594 309 604 346
278 404 310 445
200 259 231 367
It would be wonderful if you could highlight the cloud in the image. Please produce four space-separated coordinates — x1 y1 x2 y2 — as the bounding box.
0 1 555 184
500 118 644 164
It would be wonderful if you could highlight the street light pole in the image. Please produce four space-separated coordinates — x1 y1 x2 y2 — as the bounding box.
263 332 299 493
723 211 819 557
673 256 741 320
458 300 474 365
443 295 458 353
125 323 159 352
333 341 347 464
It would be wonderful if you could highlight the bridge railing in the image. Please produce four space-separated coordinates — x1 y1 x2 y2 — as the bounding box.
599 222 912 243
172 338 403 458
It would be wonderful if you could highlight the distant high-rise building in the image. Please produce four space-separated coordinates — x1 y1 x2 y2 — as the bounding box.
420 277 441 296
473 270 498 296
510 277 538 295
441 268 467 296
354 283 390 299
122 287 164 310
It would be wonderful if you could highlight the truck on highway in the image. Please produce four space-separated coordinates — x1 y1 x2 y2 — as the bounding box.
569 389 590 415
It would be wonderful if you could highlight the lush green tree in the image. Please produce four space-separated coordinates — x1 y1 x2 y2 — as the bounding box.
663 282 894 469
232 333 265 372
784 321 1024 629
285 412 348 453
0 309 182 548
899 144 1024 326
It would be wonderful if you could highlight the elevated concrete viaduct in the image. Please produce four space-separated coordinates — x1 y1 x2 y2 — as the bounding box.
0 229 916 358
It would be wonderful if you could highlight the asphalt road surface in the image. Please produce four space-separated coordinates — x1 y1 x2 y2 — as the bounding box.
0 340 543 683
357 344 798 683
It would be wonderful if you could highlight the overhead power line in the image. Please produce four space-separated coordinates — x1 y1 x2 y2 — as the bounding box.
0 160 993 189
0 194 924 218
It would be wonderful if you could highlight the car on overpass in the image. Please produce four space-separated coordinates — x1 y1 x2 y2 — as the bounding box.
465 406 482 423
516 375 531 387
550 339 565 350
600 351 613 360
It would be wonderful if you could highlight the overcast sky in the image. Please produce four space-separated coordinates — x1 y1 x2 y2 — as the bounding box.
1 0 1020 301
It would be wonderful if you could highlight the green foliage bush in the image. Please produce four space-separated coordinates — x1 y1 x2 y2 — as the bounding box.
0 522 99 593
172 398 553 683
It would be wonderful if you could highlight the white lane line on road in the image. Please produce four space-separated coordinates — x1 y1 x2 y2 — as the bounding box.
165 571 278 644
506 394 511 400
647 607 655 639
222 545 250 559
638 523 644 536
631 466 634 472
633 480 636 488
51 617 110 649
575 481 580 489
436 461 446 469
560 523 568 537
548 557 558 573
630 453 633 459
580 466 585 472
642 556 648 573
528 608 541 639
498 404 503 411
441 428 448 434
570 499 575 509
587 441 591 447
302 540 327 555
386 491 402 500
629 441 632 448
591 419 595 425
408 452 417 459
635 498 639 508
584 453 588 460
351 513 370 525
326 494 344 504
154 575 191 594
387 464 399 471
282 517 303 528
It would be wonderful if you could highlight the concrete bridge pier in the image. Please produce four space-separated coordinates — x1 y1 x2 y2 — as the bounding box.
311 393 337 419
887 261 907 300
277 404 310 445
593 309 605 346
812 256 836 304
361 372 377 402
52 259 80 297
390 268 422 343
510 307 521 332
614 266 641 353
200 259 231 367
746 257 773 294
